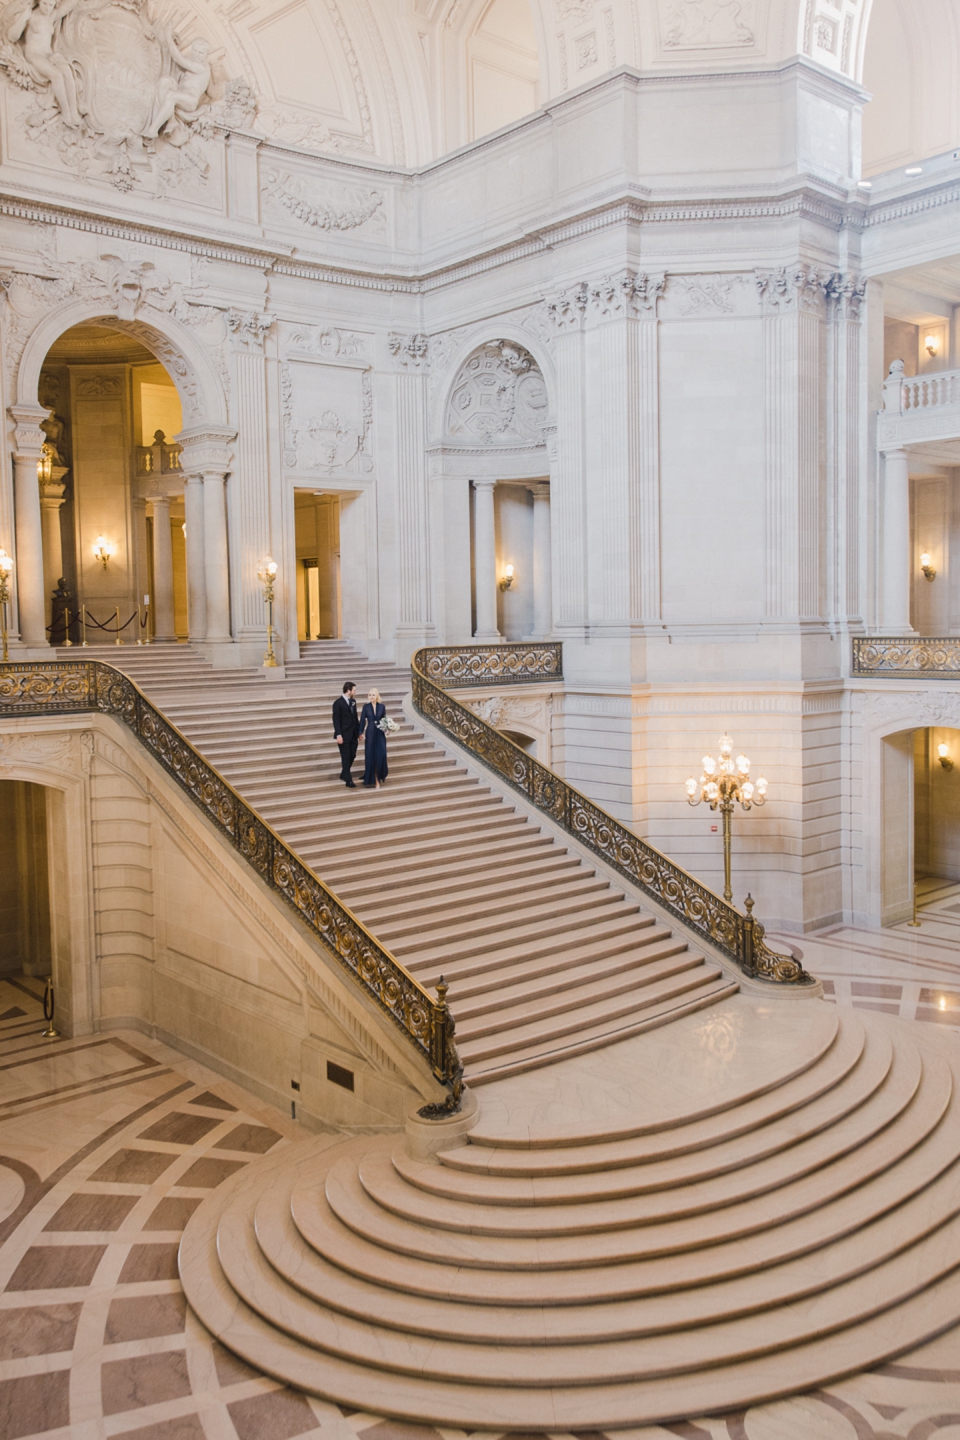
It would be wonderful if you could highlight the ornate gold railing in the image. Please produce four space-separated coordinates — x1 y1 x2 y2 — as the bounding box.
420 643 563 687
0 661 462 1106
412 645 812 986
852 637 960 677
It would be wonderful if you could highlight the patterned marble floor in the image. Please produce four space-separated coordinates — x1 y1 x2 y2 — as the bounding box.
1 965 959 1440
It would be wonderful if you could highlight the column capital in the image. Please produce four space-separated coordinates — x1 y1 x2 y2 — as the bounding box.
882 446 910 461
472 477 497 492
39 476 67 508
528 481 551 501
175 425 236 477
8 404 49 460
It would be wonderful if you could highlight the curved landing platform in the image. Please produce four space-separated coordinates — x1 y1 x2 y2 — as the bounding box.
180 998 960 1429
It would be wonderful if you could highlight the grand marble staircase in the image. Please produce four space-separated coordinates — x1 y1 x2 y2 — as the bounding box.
82 640 737 1083
82 642 960 1425
179 997 960 1427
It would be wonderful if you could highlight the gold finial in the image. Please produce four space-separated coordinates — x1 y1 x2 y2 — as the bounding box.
436 977 448 1006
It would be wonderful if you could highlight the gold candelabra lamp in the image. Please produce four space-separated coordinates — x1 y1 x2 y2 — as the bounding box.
685 733 767 903
258 556 278 668
0 548 13 663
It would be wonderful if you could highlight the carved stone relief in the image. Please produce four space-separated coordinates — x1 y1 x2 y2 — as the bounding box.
76 372 121 396
0 731 74 769
285 326 371 362
261 169 385 235
226 309 274 353
0 252 228 418
662 0 756 49
388 333 429 369
445 342 548 447
280 359 373 475
0 0 251 193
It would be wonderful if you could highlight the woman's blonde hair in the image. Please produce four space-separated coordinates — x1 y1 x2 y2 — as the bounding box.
368 688 381 704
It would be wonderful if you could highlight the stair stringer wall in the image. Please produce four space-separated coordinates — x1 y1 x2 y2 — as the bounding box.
0 711 445 1131
405 690 824 1004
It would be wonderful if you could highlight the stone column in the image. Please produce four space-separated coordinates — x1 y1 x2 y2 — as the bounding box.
176 427 236 654
527 481 552 639
203 473 231 643
182 475 207 641
150 496 176 642
472 478 500 640
39 473 67 628
8 406 49 649
882 448 913 632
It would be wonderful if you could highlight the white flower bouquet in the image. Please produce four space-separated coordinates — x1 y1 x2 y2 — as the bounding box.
377 716 400 735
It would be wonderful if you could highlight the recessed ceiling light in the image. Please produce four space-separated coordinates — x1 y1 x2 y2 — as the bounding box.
857 180 872 189
906 166 923 175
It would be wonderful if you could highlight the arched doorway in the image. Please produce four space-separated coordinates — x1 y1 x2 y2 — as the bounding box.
9 296 234 659
438 338 553 644
37 324 187 646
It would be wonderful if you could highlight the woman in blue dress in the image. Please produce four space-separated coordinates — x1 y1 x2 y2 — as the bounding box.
358 687 389 789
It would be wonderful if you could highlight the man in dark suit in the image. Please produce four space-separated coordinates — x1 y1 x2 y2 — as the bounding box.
333 682 359 787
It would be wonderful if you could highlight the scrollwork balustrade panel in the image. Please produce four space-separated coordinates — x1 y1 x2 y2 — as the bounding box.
422 644 563 687
412 647 811 987
853 638 960 677
0 660 449 1076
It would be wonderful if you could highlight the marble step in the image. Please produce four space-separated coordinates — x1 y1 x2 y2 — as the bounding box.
408 907 652 979
323 832 557 888
462 1005 847 1154
360 1041 916 1234
382 881 627 953
356 858 599 922
426 1021 885 1201
440 932 691 1010
249 1148 960 1346
451 944 705 1025
464 980 740 1085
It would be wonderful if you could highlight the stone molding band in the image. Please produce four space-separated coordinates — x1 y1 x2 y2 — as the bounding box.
0 660 463 1106
412 644 812 988
853 637 960 677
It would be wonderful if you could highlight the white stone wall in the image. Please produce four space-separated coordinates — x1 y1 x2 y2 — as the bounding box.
0 714 433 1129
0 47 958 927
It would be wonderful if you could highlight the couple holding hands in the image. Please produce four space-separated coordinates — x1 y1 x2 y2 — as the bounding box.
332 682 398 790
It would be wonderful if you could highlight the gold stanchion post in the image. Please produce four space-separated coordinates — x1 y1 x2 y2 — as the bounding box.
114 606 123 645
81 604 88 646
41 976 60 1039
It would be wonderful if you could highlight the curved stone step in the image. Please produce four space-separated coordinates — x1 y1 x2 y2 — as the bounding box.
317 1056 952 1271
400 1023 892 1206
357 1036 917 1235
181 1118 960 1425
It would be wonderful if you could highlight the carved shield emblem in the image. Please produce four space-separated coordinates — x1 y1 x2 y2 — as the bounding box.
60 4 162 142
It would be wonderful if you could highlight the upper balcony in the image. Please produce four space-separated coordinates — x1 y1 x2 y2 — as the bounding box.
878 360 960 456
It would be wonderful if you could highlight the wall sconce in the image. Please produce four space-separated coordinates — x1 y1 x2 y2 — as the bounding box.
36 444 53 484
939 742 954 771
925 334 940 358
92 535 115 569
499 563 515 592
921 552 937 581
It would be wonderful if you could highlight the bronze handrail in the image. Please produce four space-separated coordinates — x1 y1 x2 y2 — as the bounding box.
0 660 462 1103
853 636 960 677
411 644 812 986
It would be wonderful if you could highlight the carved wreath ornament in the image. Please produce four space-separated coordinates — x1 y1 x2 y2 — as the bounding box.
0 0 255 189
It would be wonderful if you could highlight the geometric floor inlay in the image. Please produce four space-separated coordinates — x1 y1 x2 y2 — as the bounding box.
1 969 959 1440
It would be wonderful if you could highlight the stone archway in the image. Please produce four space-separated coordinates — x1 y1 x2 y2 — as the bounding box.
8 295 233 653
435 337 552 644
